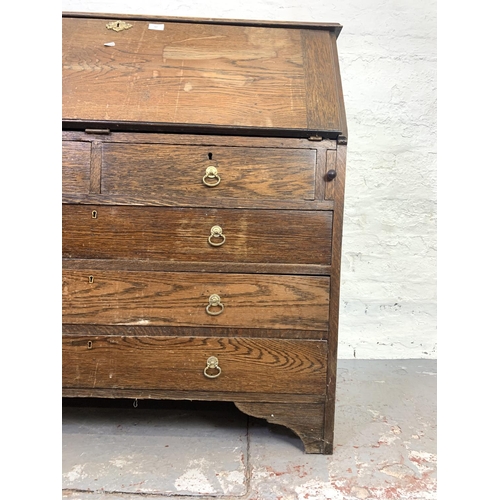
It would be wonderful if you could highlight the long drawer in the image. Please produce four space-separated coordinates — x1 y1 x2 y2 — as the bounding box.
62 336 327 395
62 140 318 202
62 205 332 265
62 270 330 331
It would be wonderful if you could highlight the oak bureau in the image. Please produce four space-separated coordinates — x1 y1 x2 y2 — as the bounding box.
62 11 348 454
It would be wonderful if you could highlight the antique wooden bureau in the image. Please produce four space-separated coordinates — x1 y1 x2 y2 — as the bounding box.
62 12 348 454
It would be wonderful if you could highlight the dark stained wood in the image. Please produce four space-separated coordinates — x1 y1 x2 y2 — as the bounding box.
62 13 348 455
62 141 91 194
89 142 102 194
323 144 348 454
61 388 324 404
62 205 332 265
235 402 328 453
62 324 327 341
325 149 337 200
62 193 335 211
62 335 327 395
62 270 330 330
100 143 317 202
63 130 338 150
63 12 343 37
301 30 339 131
330 34 348 143
62 16 343 136
63 258 331 277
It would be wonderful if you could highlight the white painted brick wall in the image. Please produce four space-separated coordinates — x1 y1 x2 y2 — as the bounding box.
62 0 437 359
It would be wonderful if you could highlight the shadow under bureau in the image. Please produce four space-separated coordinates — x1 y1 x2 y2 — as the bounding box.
62 12 348 454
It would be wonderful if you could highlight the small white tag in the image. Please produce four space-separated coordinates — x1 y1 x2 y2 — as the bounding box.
148 23 165 31
104 42 115 47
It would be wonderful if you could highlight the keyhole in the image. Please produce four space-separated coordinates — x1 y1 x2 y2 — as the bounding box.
207 152 213 160
87 341 93 349
92 210 98 219
88 275 94 284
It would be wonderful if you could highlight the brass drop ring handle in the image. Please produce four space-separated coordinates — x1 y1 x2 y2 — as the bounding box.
206 294 224 316
204 356 222 379
202 166 221 187
208 225 226 247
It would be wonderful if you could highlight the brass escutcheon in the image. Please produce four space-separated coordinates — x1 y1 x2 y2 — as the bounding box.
206 294 224 316
208 225 226 247
106 20 133 32
92 210 98 219
202 166 221 187
204 356 222 379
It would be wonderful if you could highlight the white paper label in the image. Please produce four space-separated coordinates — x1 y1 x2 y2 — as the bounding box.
148 23 165 31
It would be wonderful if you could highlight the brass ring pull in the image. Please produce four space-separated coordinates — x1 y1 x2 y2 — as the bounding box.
202 166 221 187
204 356 222 379
208 225 226 247
206 294 224 316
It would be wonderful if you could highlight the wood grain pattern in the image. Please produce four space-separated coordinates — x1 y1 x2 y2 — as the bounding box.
62 336 327 395
61 14 348 455
63 130 338 150
101 143 316 202
323 144 348 454
62 324 327 341
63 12 343 35
62 205 333 265
62 270 330 330
63 258 331 277
302 30 339 131
325 149 337 200
62 16 343 135
62 141 91 193
235 401 327 453
63 18 307 130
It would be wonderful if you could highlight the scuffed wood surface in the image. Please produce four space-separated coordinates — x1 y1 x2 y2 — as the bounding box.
62 335 327 395
62 270 330 330
62 205 333 265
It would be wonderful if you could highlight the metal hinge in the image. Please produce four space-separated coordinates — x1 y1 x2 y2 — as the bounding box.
308 135 323 141
85 128 111 135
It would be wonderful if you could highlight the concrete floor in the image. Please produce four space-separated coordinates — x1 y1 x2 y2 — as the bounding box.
62 359 437 500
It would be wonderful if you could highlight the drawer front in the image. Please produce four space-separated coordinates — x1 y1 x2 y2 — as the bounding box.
101 143 317 202
62 336 327 395
62 270 330 331
62 141 91 193
62 205 333 265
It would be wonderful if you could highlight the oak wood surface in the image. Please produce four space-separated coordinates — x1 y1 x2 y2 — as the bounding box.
62 14 347 455
62 141 91 194
235 401 327 453
63 12 343 35
62 270 330 330
100 143 316 202
62 335 327 395
62 205 333 265
62 16 342 135
63 258 331 277
62 324 327 341
62 130 338 150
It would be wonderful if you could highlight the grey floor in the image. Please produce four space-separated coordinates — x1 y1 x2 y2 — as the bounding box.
62 359 437 500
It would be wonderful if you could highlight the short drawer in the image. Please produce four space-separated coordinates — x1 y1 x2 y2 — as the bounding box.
62 336 327 395
62 205 333 265
62 141 91 193
101 143 317 202
62 270 330 331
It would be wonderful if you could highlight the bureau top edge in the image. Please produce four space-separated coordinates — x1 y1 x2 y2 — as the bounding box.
62 11 343 36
